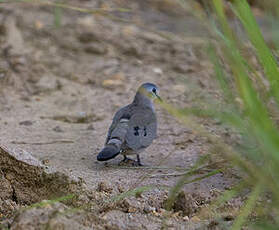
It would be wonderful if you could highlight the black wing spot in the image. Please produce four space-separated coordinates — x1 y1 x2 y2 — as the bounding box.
144 126 147 136
134 126 139 136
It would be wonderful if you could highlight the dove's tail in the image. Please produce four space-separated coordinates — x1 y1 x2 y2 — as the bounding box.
97 145 120 161
97 116 130 161
97 138 122 161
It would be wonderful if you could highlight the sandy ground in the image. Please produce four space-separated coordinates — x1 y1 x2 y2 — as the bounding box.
0 1 247 229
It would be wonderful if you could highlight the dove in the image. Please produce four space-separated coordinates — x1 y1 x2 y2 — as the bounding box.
97 82 161 166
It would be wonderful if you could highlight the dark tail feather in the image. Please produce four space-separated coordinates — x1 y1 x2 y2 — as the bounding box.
97 145 120 161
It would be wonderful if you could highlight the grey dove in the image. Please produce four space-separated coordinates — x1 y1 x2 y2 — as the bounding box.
97 82 161 166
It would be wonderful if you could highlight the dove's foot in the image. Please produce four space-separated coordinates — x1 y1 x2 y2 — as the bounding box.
119 155 143 166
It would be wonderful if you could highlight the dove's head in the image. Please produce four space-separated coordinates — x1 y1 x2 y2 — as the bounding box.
137 83 162 102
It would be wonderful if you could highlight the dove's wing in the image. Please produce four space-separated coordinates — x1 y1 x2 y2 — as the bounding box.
125 108 157 150
105 105 131 145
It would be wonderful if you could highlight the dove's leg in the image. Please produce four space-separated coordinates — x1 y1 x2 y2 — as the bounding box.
136 154 143 166
122 155 135 163
123 155 129 161
120 155 133 163
119 155 143 166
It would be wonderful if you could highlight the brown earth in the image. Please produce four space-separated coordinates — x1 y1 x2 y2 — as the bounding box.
0 1 253 229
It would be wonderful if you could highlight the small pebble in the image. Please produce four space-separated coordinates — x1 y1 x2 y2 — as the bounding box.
19 120 33 126
96 181 113 193
87 124 94 130
143 205 156 213
53 126 63 132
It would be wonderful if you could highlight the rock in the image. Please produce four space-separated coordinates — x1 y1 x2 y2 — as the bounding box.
173 84 186 94
223 215 234 221
117 198 142 213
1 145 42 167
10 202 91 230
208 220 219 229
42 159 50 165
172 62 195 74
152 67 163 75
78 32 100 43
140 31 167 43
110 72 125 81
5 16 25 55
53 126 63 132
191 216 201 222
143 204 156 213
41 113 102 124
36 75 59 92
0 144 84 207
77 16 96 28
120 40 143 57
102 72 125 89
102 79 123 88
84 43 107 55
116 183 124 193
86 124 94 130
34 20 44 30
96 181 113 193
102 210 133 229
121 25 139 37
172 191 199 217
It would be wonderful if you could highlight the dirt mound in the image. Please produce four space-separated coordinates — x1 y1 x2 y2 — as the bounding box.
0 145 83 214
0 145 122 229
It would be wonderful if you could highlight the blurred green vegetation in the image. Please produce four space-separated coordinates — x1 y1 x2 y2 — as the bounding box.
163 0 279 229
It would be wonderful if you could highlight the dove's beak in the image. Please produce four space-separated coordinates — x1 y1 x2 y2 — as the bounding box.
156 94 163 102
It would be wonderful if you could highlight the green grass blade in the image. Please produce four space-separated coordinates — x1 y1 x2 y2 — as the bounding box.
179 107 244 128
107 185 162 203
213 182 246 208
54 6 62 28
207 43 235 104
212 0 279 166
254 223 279 230
23 194 75 210
233 0 279 106
212 0 234 41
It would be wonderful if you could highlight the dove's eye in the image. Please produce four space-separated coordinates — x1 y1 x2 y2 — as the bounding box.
152 88 157 94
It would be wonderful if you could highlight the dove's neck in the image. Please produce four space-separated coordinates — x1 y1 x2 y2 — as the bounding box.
133 92 155 111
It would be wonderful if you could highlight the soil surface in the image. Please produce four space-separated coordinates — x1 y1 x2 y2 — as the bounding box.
0 1 260 229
